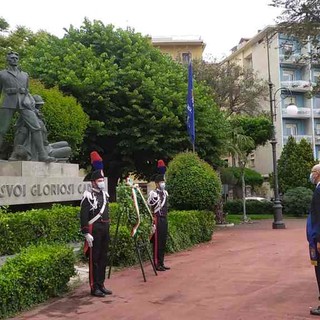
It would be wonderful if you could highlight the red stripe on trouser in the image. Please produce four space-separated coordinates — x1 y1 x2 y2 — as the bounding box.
154 215 158 266
88 224 94 290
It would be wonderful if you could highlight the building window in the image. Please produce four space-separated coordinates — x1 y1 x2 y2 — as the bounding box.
283 43 294 56
285 123 297 136
314 71 320 83
315 96 320 109
316 124 320 135
282 69 295 82
249 153 255 168
182 52 191 63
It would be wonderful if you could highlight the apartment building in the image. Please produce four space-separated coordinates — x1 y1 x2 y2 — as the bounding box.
222 25 320 177
151 36 205 61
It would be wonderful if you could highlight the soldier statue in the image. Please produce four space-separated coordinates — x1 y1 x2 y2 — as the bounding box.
0 51 54 162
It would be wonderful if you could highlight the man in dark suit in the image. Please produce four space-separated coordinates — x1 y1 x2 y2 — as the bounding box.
0 51 53 161
308 164 320 316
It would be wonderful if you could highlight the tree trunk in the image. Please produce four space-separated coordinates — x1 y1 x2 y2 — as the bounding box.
241 170 248 222
108 175 119 202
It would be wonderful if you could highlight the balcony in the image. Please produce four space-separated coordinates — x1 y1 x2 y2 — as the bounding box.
279 53 306 65
281 80 315 92
282 107 311 118
283 135 312 144
313 109 320 118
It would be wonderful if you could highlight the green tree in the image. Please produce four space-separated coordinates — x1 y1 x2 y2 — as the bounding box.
220 167 264 189
166 152 222 211
0 22 37 68
270 0 320 46
0 17 9 32
278 136 316 193
228 115 273 153
22 19 229 199
221 115 272 221
193 60 268 116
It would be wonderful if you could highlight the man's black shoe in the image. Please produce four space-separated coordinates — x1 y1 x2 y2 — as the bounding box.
162 265 171 270
91 289 105 297
100 287 112 295
156 265 166 271
310 306 320 316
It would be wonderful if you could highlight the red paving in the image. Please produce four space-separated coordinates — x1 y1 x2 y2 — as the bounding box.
11 218 320 320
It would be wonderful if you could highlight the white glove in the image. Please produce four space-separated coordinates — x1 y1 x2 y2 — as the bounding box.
85 233 94 247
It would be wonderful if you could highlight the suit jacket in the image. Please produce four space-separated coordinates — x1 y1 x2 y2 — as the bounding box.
310 183 320 242
0 68 29 109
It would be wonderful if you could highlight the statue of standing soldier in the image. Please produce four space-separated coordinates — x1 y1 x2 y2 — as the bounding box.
0 51 54 162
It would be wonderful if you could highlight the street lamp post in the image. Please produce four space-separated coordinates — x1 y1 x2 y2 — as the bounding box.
268 81 286 229
268 85 297 229
266 33 297 229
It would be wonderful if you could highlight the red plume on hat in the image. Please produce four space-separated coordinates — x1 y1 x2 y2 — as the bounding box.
83 151 104 181
157 159 166 175
90 151 103 171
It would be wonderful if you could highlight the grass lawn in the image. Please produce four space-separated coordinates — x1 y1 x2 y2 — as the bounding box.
226 214 307 225
226 214 273 224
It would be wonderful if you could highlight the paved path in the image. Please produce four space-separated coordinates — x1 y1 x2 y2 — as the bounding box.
11 219 319 320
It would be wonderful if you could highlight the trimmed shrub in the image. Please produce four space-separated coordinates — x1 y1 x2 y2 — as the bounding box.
166 210 214 252
166 152 222 210
224 199 273 215
0 203 120 255
283 186 313 217
79 209 215 266
224 199 243 214
108 225 138 266
0 243 75 319
0 202 215 267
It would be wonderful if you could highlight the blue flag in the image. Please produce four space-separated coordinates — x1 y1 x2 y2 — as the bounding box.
187 60 195 146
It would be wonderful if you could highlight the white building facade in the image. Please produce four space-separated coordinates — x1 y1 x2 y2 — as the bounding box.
223 26 320 177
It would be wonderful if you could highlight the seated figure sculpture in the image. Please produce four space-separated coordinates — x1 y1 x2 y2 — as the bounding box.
10 95 71 162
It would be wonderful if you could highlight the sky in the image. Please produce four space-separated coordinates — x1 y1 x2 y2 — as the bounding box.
1 0 282 61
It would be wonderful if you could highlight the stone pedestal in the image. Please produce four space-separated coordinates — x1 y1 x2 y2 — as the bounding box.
0 161 91 206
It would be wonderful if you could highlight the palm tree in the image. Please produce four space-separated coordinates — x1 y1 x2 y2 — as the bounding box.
225 126 255 222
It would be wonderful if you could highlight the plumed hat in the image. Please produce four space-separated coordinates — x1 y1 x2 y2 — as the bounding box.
154 174 165 183
90 169 104 181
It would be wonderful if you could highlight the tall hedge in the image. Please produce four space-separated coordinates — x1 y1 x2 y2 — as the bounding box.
0 203 120 255
166 152 222 210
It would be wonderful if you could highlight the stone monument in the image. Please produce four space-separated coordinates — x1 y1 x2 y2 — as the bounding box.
0 51 86 206
0 51 54 162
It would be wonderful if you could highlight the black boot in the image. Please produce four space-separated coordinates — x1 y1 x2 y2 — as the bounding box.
162 264 171 270
156 265 166 271
91 288 105 297
99 286 112 295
